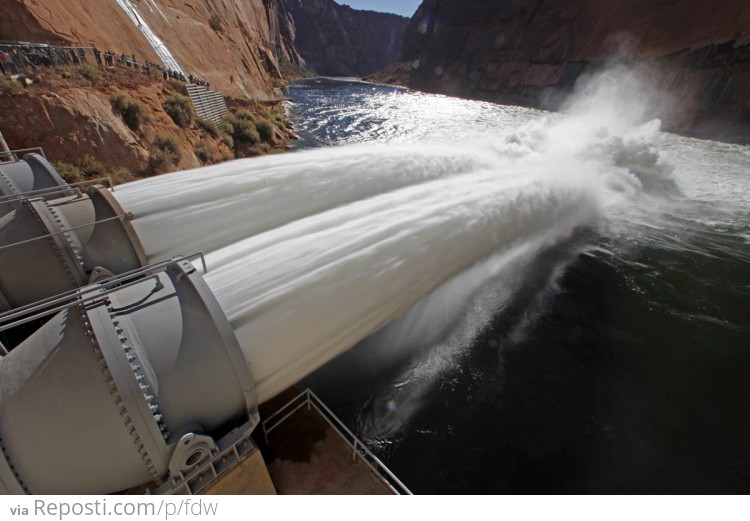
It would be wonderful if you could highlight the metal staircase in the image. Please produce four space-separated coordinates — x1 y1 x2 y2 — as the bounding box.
184 83 228 124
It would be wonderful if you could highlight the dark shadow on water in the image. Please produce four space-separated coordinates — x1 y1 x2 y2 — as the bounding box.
306 232 750 493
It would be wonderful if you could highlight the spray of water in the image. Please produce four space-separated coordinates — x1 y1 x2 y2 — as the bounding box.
350 234 583 443
115 67 674 403
344 67 680 437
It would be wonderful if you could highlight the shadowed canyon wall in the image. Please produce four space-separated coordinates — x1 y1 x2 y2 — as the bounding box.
399 0 750 139
286 0 409 76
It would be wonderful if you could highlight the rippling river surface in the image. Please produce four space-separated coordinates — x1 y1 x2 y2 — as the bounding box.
290 77 750 494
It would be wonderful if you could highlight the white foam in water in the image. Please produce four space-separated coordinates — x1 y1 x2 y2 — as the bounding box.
114 67 676 402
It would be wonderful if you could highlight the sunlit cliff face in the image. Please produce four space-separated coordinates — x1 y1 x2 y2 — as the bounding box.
0 0 295 98
400 0 750 136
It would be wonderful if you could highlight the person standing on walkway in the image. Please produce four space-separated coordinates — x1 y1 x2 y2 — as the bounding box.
38 48 51 67
0 51 13 75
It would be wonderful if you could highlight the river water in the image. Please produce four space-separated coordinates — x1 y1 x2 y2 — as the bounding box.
289 75 750 494
116 71 750 494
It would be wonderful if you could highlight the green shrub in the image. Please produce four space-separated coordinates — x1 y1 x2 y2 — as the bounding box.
218 119 234 136
53 161 83 183
195 140 212 163
255 119 275 143
217 118 236 149
244 144 265 157
110 92 128 108
0 75 22 96
209 13 223 32
53 157 131 185
162 93 193 128
271 113 286 129
235 109 255 122
149 132 182 174
107 167 132 184
111 92 149 131
154 132 181 160
196 117 219 137
233 118 260 145
76 155 108 178
220 133 234 149
220 114 259 146
148 150 175 174
79 64 101 83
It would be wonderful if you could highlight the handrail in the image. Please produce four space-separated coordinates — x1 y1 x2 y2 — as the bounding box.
0 186 82 205
0 147 46 162
0 275 161 333
0 252 208 332
0 176 114 205
262 388 413 495
0 214 127 253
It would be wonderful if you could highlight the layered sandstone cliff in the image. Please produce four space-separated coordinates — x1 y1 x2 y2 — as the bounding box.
1 0 303 99
286 0 409 77
399 0 750 139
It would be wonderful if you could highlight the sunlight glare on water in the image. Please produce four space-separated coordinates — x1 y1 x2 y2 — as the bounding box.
290 78 545 147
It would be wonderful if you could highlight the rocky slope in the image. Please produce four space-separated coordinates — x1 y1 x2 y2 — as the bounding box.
286 0 409 76
398 0 750 139
1 0 303 99
0 67 292 182
1 70 207 179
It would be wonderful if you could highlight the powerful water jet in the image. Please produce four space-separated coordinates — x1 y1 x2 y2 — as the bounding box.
0 141 597 493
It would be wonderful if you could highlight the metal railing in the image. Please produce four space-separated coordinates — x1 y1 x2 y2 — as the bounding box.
262 388 413 495
0 43 96 74
0 176 114 206
0 213 128 254
0 252 207 333
0 147 46 162
0 40 209 86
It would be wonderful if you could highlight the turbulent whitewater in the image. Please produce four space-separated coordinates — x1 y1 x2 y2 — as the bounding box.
114 69 681 403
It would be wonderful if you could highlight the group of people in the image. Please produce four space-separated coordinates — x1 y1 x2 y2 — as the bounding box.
102 50 151 72
1 41 211 89
0 50 15 75
99 49 210 87
0 45 90 72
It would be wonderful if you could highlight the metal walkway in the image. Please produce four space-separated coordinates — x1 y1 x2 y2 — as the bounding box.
185 83 228 124
262 388 412 495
